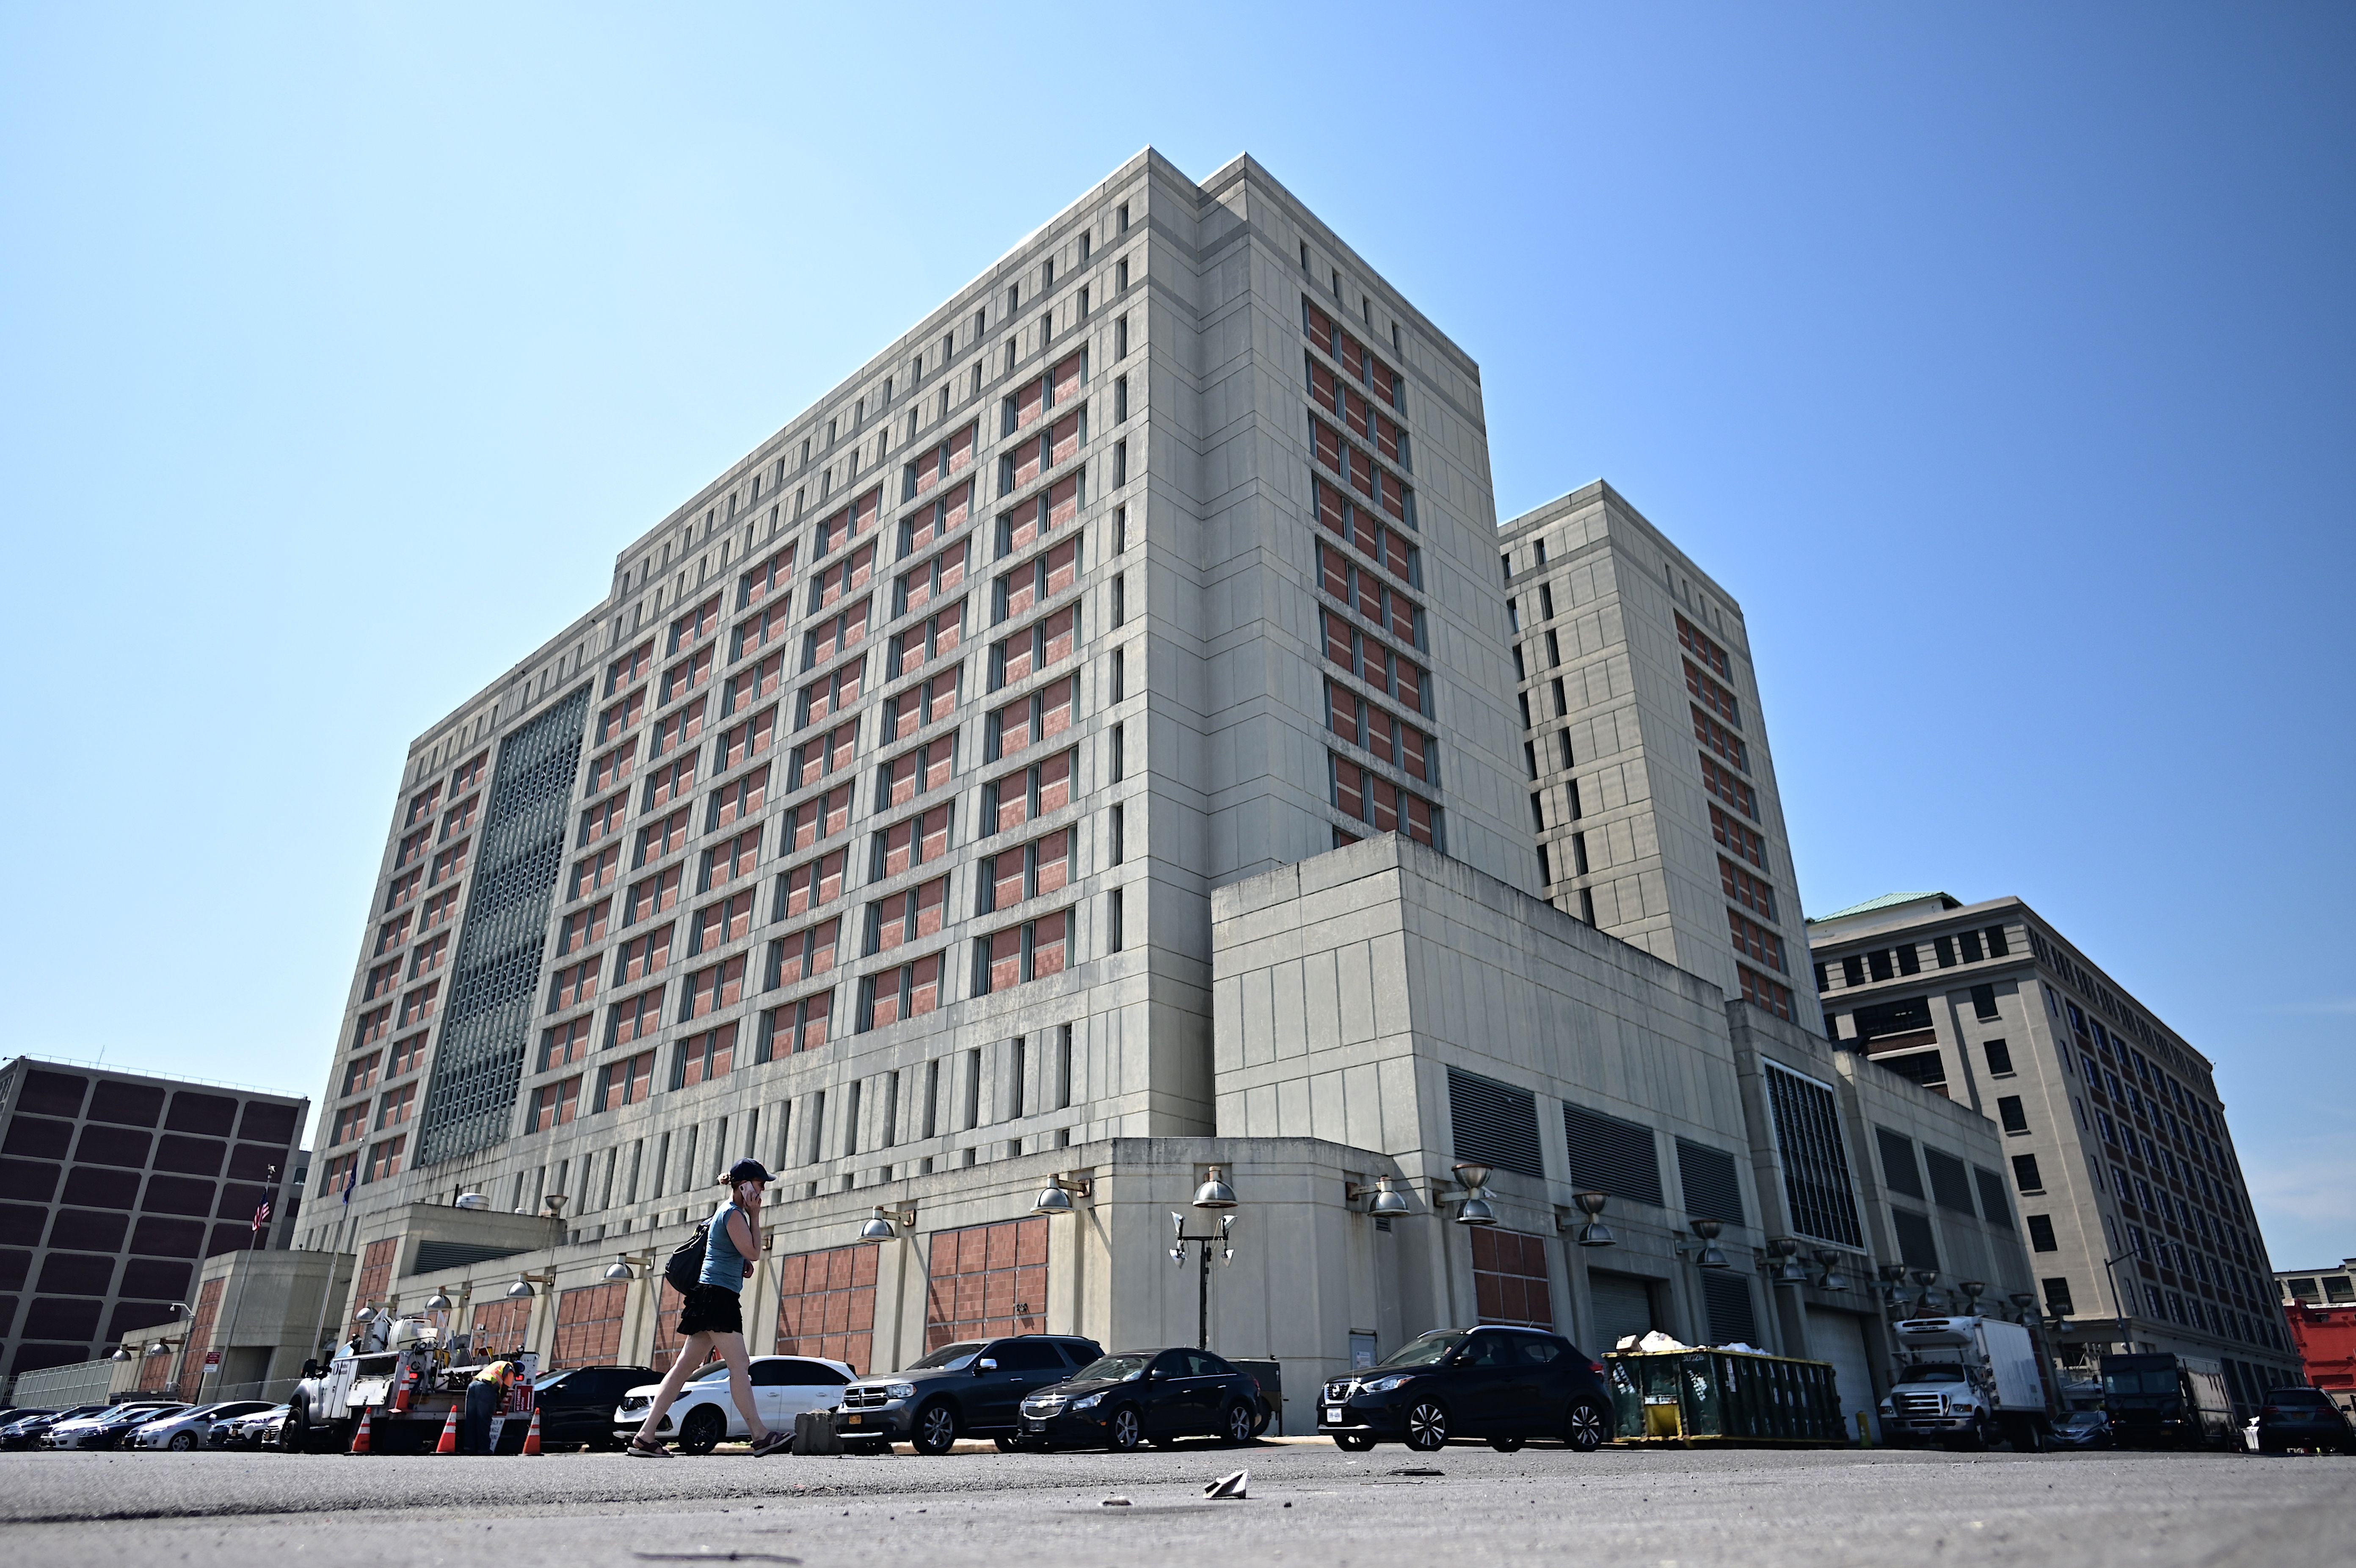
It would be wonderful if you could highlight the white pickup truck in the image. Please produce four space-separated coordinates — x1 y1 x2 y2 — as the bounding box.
286 1317 537 1453
1878 1315 2052 1451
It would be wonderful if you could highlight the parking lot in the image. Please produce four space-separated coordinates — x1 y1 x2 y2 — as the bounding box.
3 1440 2351 1568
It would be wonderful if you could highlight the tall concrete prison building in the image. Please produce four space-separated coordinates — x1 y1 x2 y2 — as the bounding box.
300 150 2031 1436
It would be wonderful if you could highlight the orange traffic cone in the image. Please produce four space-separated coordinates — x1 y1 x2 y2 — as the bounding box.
392 1368 414 1414
434 1406 461 1455
520 1408 543 1456
348 1409 373 1455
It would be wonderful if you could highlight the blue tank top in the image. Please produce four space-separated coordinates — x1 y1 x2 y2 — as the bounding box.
699 1199 749 1292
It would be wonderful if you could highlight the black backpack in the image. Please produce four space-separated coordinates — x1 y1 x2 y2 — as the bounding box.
662 1220 711 1295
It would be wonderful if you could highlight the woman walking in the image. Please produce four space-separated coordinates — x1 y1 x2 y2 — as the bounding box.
628 1158 788 1457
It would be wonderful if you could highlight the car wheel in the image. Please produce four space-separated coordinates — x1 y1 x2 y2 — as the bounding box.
169 1432 198 1452
1107 1406 1143 1452
1563 1397 1610 1454
1488 1437 1525 1453
1403 1400 1448 1452
912 1401 959 1456
677 1405 727 1456
1332 1433 1376 1452
1220 1401 1257 1446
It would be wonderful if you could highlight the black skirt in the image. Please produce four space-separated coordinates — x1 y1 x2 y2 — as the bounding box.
676 1282 744 1338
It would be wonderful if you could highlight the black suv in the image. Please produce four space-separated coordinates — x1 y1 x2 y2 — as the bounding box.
531 1364 655 1450
2257 1386 2353 1454
1319 1325 1614 1452
833 1334 1102 1454
1017 1347 1268 1450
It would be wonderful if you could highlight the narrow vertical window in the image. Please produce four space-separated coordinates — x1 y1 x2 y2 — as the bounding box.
1109 886 1125 952
1112 573 1126 627
1115 375 1128 422
1118 202 1130 232
1109 647 1126 704
1114 439 1128 486
1111 722 1125 782
1113 504 1128 555
1115 315 1128 359
1109 802 1125 865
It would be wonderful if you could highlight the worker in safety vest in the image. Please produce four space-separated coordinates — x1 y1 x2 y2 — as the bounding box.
464 1359 516 1455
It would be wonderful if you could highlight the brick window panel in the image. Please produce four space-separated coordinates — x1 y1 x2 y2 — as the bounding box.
899 480 974 559
770 919 842 988
881 736 957 805
644 758 697 811
701 829 762 892
674 1023 737 1088
440 793 480 841
342 1052 381 1097
1328 754 1439 848
1709 805 1766 870
787 721 859 791
869 876 949 956
890 602 966 680
1676 613 1731 680
429 838 470 885
366 1134 405 1182
404 783 443 830
708 765 770 831
1471 1227 1554 1329
558 899 611 958
551 1281 628 1369
408 930 450 979
625 865 683 924
739 542 798 610
541 1016 593 1072
895 539 969 619
1692 706 1748 773
549 958 599 1012
690 890 756 957
608 986 665 1049
778 848 850 918
775 1243 878 1374
727 651 788 717
636 808 690 870
607 642 653 696
650 699 707 757
985 748 1073 834
375 1081 417 1129
782 785 853 852
716 706 778 770
976 910 1068 995
669 594 721 654
526 1077 580 1133
593 1050 655 1112
1685 660 1740 728
1720 859 1778 922
1700 754 1757 820
759 992 833 1061
813 486 882 557
396 981 439 1029
862 952 942 1032
1728 909 1788 973
597 687 646 745
571 845 622 900
1740 965 1796 1024
902 422 977 502
810 542 877 614
588 741 638 795
924 1217 1048 1351
471 1296 533 1359
681 956 748 1021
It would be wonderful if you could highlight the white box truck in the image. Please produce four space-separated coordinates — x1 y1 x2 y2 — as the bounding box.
1878 1315 2052 1451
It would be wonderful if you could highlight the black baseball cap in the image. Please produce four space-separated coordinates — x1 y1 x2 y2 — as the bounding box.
726 1158 774 1187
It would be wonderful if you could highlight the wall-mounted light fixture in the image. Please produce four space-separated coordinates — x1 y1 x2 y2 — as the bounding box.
1031 1174 1093 1215
1450 1163 1497 1227
1689 1218 1730 1268
857 1205 917 1244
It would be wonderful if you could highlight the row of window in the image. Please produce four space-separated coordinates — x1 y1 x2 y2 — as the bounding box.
1822 925 2014 989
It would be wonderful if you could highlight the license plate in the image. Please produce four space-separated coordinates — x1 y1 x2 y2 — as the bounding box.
1324 1406 1344 1423
845 1415 861 1425
1025 1419 1046 1431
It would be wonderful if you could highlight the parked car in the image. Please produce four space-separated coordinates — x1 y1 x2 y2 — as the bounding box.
2048 1409 2114 1449
46 1401 187 1450
532 1365 655 1450
1016 1347 1265 1451
2257 1386 2354 1454
206 1406 274 1449
0 1408 64 1447
1318 1325 1614 1453
128 1401 276 1452
613 1355 855 1455
832 1334 1105 1455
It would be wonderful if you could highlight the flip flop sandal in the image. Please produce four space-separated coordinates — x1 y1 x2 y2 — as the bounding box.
627 1435 672 1458
750 1430 792 1457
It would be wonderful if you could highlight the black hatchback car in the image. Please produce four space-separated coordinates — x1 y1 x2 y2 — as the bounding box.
1319 1325 1614 1452
2257 1386 2353 1454
833 1333 1103 1454
1016 1347 1266 1450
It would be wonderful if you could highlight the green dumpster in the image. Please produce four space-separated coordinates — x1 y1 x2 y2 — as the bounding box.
1606 1347 1848 1446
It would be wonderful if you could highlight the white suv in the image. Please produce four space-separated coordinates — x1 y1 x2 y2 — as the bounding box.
613 1355 854 1454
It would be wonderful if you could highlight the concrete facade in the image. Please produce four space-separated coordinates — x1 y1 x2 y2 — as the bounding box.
1498 483 1819 1033
0 1056 307 1381
1808 892 2300 1414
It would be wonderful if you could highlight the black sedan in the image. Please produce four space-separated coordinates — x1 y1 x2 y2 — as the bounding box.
531 1364 655 1450
2048 1409 2113 1449
2257 1386 2353 1454
1319 1325 1614 1452
1017 1348 1265 1450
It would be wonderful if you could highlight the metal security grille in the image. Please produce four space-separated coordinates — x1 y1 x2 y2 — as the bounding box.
1446 1066 1544 1180
1973 1166 2015 1231
417 687 591 1166
1675 1137 1745 1226
1923 1148 1976 1215
1700 1270 1757 1346
1561 1102 1664 1205
1875 1126 1925 1198
1762 1063 1864 1247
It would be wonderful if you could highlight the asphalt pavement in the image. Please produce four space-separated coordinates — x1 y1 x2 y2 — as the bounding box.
4 1439 2350 1568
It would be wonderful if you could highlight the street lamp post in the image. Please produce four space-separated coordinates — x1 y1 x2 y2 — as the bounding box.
1169 1167 1239 1351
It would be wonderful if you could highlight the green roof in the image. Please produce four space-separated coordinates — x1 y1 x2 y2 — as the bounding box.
1806 891 1957 926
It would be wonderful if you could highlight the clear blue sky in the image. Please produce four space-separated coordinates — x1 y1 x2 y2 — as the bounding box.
3 5 2348 1264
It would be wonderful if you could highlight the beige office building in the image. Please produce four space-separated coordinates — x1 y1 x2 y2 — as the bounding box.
1808 892 2300 1413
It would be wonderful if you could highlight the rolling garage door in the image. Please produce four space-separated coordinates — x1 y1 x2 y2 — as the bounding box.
1807 1306 1876 1443
1587 1270 1659 1351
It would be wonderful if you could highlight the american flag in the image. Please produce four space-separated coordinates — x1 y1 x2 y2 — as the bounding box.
252 1198 271 1233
